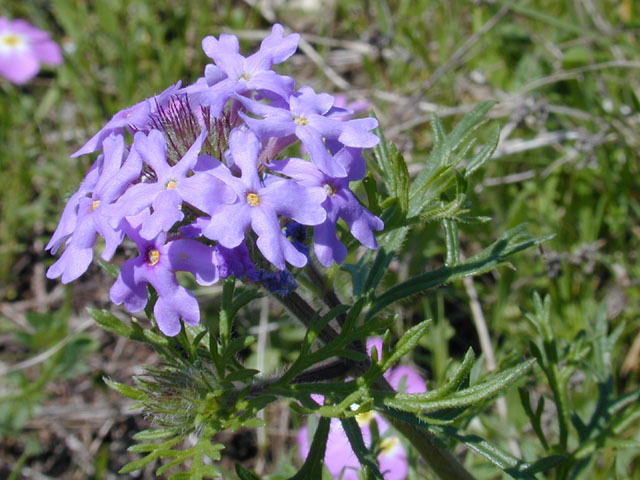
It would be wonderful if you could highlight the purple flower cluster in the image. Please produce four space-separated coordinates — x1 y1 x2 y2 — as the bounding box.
297 338 426 479
0 17 62 84
47 25 383 336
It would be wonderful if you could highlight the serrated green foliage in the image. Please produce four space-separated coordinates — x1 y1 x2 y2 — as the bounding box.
367 225 553 319
428 424 540 480
371 359 534 423
517 292 640 478
408 101 496 217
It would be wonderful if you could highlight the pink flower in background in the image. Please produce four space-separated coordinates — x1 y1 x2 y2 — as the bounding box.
297 337 426 479
0 17 62 84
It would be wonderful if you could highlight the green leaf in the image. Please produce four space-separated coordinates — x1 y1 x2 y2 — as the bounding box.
340 417 384 479
465 124 500 176
432 425 538 480
132 429 176 441
368 226 553 319
374 359 534 415
88 308 133 338
362 248 395 296
287 417 331 480
236 464 261 480
103 378 144 400
379 320 432 373
410 101 496 200
96 258 119 277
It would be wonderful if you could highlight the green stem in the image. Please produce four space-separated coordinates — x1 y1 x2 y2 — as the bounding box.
277 287 477 480
374 375 477 480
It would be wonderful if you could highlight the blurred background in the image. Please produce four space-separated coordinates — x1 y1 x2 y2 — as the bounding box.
0 0 638 478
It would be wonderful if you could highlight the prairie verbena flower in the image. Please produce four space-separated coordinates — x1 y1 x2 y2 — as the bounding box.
0 17 62 84
47 24 382 335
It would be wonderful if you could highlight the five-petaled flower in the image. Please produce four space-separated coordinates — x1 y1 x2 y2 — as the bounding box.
0 17 62 84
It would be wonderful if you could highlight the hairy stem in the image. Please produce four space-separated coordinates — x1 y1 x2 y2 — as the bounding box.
374 376 476 480
276 286 477 480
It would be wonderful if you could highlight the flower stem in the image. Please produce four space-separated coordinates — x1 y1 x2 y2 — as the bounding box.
275 286 477 480
374 376 477 480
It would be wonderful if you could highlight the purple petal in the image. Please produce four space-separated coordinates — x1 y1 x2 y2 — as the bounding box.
235 94 293 119
139 190 183 240
168 239 219 286
247 70 295 99
110 182 163 227
255 24 299 65
204 203 251 248
93 214 124 261
290 86 334 116
202 34 240 71
251 207 307 269
33 39 62 65
335 147 366 181
339 118 380 148
46 191 82 254
100 146 143 203
388 365 427 394
204 63 227 86
306 114 344 139
154 286 200 336
323 418 361 480
110 257 148 312
378 436 408 480
0 51 39 84
94 134 126 193
366 337 385 362
262 179 326 225
267 157 324 186
229 129 262 190
341 197 384 249
296 126 347 178
313 218 347 267
134 130 170 179
214 243 257 280
179 173 232 214
240 112 296 140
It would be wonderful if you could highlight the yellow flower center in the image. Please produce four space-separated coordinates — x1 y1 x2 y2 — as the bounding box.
246 192 260 206
147 249 160 266
294 115 308 126
323 183 337 196
238 72 251 82
379 437 400 455
166 179 178 190
355 410 375 426
0 33 25 49
90 200 101 211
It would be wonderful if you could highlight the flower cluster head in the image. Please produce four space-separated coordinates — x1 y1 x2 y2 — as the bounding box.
297 338 426 479
47 24 383 336
0 17 62 84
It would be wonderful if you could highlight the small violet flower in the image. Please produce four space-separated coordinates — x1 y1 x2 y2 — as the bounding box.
0 17 62 84
110 128 230 239
46 134 141 283
202 128 327 270
110 211 219 336
237 86 379 178
270 148 383 266
196 23 299 115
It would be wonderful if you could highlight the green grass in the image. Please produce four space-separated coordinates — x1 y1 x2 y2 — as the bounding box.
0 0 639 478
